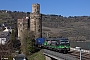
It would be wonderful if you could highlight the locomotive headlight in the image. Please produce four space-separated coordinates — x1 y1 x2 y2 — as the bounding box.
64 45 66 47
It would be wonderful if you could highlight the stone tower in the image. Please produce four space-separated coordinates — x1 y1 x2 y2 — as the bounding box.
17 17 29 39
30 3 42 38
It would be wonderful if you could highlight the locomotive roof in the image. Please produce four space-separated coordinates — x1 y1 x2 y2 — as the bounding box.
45 37 69 41
56 37 68 40
45 38 56 40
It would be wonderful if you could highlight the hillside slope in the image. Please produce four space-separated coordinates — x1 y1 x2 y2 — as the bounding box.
0 10 90 40
42 14 90 41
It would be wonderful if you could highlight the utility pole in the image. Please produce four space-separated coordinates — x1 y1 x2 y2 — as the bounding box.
80 48 82 60
76 47 82 60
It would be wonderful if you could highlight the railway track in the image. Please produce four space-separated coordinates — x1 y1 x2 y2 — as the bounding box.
69 50 90 60
43 49 90 60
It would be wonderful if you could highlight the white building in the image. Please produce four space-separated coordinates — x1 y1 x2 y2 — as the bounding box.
3 27 12 33
0 31 10 45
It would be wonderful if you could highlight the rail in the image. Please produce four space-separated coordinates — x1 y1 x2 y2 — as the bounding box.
70 47 90 53
43 48 90 60
43 49 77 60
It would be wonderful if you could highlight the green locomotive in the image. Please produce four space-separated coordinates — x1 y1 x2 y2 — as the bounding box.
43 37 70 53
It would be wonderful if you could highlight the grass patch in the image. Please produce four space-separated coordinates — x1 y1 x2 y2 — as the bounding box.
28 50 46 60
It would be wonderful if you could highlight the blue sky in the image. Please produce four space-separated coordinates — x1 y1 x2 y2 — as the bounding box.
0 0 90 17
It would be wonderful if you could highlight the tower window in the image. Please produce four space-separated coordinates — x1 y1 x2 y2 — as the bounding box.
35 9 36 12
39 25 40 28
20 30 22 32
38 29 40 32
